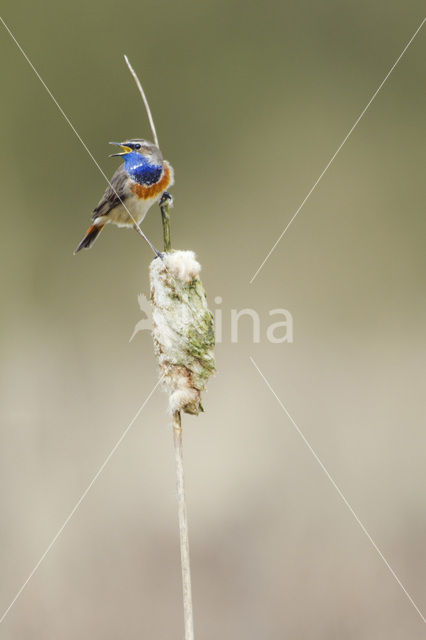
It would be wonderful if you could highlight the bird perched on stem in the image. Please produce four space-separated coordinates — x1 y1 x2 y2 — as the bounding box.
74 139 174 255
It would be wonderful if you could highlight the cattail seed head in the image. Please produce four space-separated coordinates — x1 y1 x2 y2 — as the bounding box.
150 250 215 415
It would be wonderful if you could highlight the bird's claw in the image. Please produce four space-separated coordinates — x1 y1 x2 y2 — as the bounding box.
160 191 173 207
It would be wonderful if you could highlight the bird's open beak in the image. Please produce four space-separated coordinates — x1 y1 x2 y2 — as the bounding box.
109 142 132 157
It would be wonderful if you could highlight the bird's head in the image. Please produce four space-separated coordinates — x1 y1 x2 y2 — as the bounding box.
109 139 163 165
109 139 164 185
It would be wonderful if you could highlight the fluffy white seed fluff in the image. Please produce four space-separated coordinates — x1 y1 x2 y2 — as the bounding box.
163 250 201 283
150 250 215 415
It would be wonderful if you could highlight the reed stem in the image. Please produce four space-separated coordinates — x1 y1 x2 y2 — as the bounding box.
173 410 194 640
160 197 172 252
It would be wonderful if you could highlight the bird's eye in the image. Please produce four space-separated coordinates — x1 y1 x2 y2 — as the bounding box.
134 143 141 150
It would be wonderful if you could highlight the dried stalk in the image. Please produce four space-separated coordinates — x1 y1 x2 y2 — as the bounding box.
125 55 214 640
124 55 159 147
158 199 197 639
160 198 195 639
173 410 194 640
160 196 172 253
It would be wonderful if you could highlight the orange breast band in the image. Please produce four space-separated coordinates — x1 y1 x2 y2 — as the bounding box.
130 163 172 200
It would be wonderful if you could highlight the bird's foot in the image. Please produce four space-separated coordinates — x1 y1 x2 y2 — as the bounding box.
160 191 173 208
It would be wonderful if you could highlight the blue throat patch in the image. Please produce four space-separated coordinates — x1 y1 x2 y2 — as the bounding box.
124 152 162 186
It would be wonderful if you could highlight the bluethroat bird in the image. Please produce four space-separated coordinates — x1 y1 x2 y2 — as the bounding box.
74 139 174 255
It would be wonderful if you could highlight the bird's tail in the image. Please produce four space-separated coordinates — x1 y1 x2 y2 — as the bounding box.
74 224 104 254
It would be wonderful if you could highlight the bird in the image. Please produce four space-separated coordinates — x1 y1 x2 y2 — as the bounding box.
74 138 174 255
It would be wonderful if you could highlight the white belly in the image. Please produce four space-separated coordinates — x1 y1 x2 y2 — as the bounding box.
104 193 158 228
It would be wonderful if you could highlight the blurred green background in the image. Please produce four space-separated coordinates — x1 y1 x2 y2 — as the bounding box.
1 1 425 637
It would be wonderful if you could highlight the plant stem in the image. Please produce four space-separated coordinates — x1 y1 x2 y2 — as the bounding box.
173 410 194 640
125 54 195 638
160 198 172 252
161 187 192 637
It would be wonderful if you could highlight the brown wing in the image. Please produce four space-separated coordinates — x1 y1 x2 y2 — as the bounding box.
92 165 129 221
